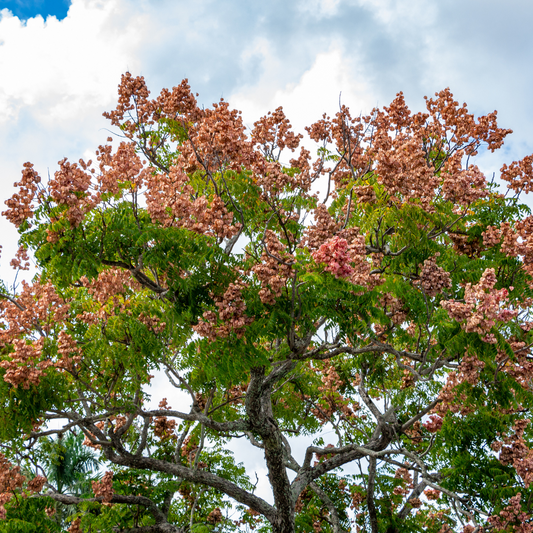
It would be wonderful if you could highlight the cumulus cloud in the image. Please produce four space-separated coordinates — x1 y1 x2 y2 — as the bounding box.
0 1 145 122
230 45 375 134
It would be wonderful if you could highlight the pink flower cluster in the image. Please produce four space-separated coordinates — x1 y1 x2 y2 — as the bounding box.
96 141 150 197
56 331 82 371
375 134 440 210
380 292 408 326
68 518 83 532
251 107 312 196
0 453 25 519
10 246 30 271
441 268 517 336
482 224 504 248
481 217 533 287
457 351 486 385
304 204 339 251
354 184 377 205
418 254 452 297
193 281 253 341
252 106 302 154
306 105 369 191
0 279 73 389
92 471 114 503
433 371 472 417
424 88 510 154
482 222 519 255
84 268 138 306
312 236 353 279
26 476 46 494
311 361 359 423
423 415 443 433
0 280 68 340
496 339 533 389
181 100 254 175
311 233 375 290
0 338 49 389
137 313 166 335
494 420 533 489
103 72 154 134
501 154 533 194
2 162 41 228
441 159 489 210
305 204 377 288
424 488 441 500
304 88 511 212
154 398 177 440
488 493 533 533
145 165 239 241
48 158 95 228
252 231 294 304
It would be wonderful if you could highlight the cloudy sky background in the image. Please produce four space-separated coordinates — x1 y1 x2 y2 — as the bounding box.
1 0 533 504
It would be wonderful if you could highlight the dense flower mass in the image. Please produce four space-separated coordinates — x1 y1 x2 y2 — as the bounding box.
92 472 114 503
193 280 253 341
252 230 294 304
441 268 517 336
2 162 41 227
0 454 25 519
2 75 533 533
312 236 354 279
488 493 533 533
418 254 452 297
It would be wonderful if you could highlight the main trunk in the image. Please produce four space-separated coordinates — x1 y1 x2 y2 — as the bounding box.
271 516 296 533
263 420 295 533
246 367 296 533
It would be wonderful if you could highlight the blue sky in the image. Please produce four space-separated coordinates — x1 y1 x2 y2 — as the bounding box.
0 0 71 20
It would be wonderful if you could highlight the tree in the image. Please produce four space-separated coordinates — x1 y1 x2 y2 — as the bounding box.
1 73 533 533
32 432 100 529
39 432 100 496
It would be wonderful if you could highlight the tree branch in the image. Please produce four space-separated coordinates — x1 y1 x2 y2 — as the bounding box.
103 451 277 523
310 482 348 533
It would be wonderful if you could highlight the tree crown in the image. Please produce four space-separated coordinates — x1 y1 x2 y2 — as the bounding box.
1 73 533 533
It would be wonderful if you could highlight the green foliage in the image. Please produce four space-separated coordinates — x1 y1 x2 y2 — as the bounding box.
0 498 61 533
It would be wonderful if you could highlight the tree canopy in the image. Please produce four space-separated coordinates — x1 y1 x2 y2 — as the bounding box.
1 73 533 533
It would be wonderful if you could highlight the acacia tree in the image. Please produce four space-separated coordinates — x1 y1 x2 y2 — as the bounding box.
1 74 533 533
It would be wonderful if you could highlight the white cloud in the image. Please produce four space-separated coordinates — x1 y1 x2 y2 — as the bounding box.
297 0 343 18
231 45 376 134
0 0 147 125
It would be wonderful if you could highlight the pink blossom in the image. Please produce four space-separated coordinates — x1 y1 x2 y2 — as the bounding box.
488 493 533 532
418 254 451 297
423 415 443 433
312 236 353 279
441 268 517 336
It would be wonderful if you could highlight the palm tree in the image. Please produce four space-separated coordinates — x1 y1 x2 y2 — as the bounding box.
44 431 100 495
33 431 101 530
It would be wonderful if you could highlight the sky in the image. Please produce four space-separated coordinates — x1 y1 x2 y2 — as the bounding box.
0 0 70 20
1 0 533 505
